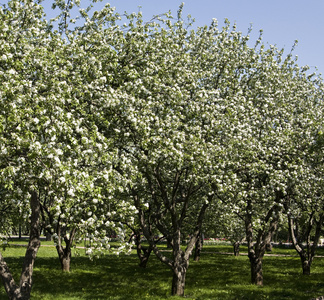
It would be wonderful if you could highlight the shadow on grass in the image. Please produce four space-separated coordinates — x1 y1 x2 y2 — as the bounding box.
1 246 324 299
25 254 170 300
185 253 324 300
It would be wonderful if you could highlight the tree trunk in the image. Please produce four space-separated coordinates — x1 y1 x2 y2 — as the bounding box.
171 263 187 296
301 258 311 275
249 255 263 285
194 232 203 261
265 242 272 252
61 254 71 272
55 227 76 272
0 253 22 300
134 234 153 268
56 245 72 272
45 232 52 241
287 212 324 276
170 229 191 296
138 247 152 268
233 241 240 256
0 190 41 300
136 188 211 298
245 200 280 286
245 200 264 286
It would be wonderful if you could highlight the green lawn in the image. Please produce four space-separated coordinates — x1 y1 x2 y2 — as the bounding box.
1 243 324 299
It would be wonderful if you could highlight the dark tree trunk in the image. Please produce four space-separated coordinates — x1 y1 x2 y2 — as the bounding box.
138 247 152 268
134 180 211 298
249 255 263 285
141 209 206 297
171 260 187 296
301 258 311 275
194 232 203 261
171 230 190 296
245 199 265 286
55 227 76 272
45 232 52 241
0 253 21 299
169 202 209 296
287 212 324 276
0 191 41 300
56 245 72 272
233 241 240 256
245 200 279 286
135 234 153 268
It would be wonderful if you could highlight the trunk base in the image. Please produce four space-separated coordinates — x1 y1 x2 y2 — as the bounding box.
250 256 263 286
56 246 72 272
302 260 311 275
138 247 152 268
61 256 71 272
172 270 186 296
233 242 240 256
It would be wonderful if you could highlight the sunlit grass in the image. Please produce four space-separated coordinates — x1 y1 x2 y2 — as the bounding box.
1 243 324 299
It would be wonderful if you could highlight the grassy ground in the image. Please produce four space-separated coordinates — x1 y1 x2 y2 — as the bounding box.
1 243 324 299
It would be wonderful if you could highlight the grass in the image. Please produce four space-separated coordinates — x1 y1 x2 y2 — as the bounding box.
1 243 324 299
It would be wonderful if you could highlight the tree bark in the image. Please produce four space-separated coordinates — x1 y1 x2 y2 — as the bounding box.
233 241 240 256
0 190 41 299
56 245 72 272
138 247 152 268
171 259 187 296
171 230 189 296
134 234 153 268
245 200 279 286
287 213 324 276
194 232 203 261
55 227 76 272
301 258 311 275
0 253 21 299
249 255 263 285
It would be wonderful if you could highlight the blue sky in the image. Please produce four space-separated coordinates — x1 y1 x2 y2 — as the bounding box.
43 0 324 75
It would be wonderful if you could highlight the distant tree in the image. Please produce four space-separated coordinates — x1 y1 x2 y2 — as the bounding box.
287 207 324 275
284 93 324 275
204 201 246 256
214 40 324 285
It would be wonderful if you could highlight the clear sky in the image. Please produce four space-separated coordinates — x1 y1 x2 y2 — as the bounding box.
43 0 324 75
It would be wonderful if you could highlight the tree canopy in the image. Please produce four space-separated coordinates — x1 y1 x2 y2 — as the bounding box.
1 0 324 298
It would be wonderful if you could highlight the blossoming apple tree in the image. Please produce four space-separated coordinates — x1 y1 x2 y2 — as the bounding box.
0 0 132 297
1 0 324 299
90 8 230 296
213 39 324 285
78 3 324 294
283 77 324 275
